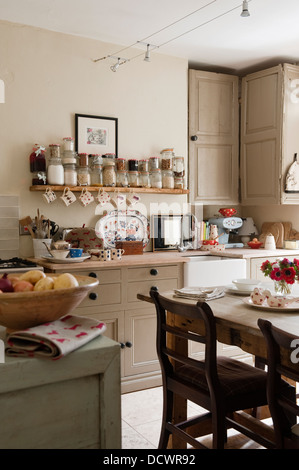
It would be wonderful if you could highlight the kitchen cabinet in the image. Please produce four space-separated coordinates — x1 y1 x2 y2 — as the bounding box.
188 69 239 204
241 63 299 205
46 262 183 393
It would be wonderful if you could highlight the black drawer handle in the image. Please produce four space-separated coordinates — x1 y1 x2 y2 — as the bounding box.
150 268 158 276
89 272 98 278
120 342 126 349
125 341 133 348
89 292 98 300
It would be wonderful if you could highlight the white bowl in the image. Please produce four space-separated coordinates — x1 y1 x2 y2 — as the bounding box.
232 278 261 292
50 250 70 260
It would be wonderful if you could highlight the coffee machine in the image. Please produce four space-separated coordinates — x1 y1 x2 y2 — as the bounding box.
208 217 244 248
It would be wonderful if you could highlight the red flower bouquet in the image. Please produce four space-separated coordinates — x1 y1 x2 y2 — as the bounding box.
260 258 299 294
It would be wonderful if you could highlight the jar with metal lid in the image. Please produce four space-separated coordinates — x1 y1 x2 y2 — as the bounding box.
49 144 61 160
29 144 46 173
149 156 160 171
116 170 128 187
91 154 103 166
138 160 149 172
47 156 64 185
116 158 127 171
162 169 174 189
78 153 89 167
173 156 185 177
150 169 162 188
161 148 174 170
102 154 116 165
139 171 150 188
128 159 138 171
64 163 77 186
174 176 184 189
63 137 75 152
103 161 116 187
77 166 91 186
32 171 47 185
128 171 139 187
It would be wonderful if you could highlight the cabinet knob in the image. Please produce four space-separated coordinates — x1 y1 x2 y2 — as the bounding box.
125 341 133 348
89 292 98 300
88 272 98 278
150 268 158 276
190 135 198 141
120 342 126 349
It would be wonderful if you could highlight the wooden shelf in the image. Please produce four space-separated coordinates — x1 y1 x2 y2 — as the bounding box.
30 185 189 195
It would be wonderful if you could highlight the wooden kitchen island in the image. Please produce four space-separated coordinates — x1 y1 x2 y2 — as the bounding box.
0 329 121 449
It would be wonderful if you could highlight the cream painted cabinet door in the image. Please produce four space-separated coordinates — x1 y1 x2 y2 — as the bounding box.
240 65 283 205
188 69 239 204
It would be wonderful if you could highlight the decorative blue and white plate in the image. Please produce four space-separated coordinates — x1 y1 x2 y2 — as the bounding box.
95 210 150 249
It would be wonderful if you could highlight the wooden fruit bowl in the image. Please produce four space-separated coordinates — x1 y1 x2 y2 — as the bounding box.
0 274 99 331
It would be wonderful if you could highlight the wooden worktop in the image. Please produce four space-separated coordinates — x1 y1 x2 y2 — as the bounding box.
30 247 299 272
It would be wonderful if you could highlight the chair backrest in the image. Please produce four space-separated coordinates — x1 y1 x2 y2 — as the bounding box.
258 318 299 448
150 287 222 399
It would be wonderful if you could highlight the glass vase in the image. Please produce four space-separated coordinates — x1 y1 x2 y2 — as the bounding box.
274 280 293 296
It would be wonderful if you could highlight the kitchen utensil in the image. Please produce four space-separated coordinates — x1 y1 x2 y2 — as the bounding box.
42 187 56 204
41 255 90 263
264 233 276 250
49 250 70 259
259 222 284 248
33 238 52 258
69 248 83 258
0 274 99 330
232 279 261 292
60 187 76 206
43 241 53 257
19 216 35 238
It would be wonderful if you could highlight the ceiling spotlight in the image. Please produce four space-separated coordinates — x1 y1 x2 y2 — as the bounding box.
241 0 250 17
110 58 121 72
144 44 151 62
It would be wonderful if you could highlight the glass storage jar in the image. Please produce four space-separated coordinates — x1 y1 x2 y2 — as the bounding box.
78 153 89 167
116 158 127 171
103 161 116 187
160 148 174 170
139 171 151 188
162 169 174 189
149 156 160 171
63 137 75 152
128 159 138 171
174 176 184 189
173 156 185 177
116 170 129 187
150 169 162 188
29 144 46 173
49 144 61 160
128 171 139 187
138 160 149 172
32 171 47 185
90 163 103 186
77 166 90 186
47 156 64 185
64 163 77 186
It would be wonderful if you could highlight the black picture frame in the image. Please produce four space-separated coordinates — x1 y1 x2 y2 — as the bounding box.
75 113 118 156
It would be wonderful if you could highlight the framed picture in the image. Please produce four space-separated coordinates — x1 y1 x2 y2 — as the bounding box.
75 114 118 155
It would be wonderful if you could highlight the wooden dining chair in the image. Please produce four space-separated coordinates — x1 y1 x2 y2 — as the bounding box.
150 287 276 449
258 319 298 449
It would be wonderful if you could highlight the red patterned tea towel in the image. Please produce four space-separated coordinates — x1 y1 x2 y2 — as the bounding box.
5 315 106 360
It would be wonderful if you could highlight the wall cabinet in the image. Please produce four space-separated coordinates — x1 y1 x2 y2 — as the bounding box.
188 69 239 204
241 63 299 205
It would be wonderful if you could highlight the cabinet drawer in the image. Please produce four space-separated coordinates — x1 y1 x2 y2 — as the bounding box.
127 278 178 303
79 282 121 307
79 269 121 284
127 265 179 281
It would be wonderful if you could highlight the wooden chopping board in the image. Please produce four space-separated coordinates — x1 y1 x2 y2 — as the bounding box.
259 222 285 248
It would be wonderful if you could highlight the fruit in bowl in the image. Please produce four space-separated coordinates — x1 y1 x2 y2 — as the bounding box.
219 208 237 217
202 239 218 246
247 238 263 249
0 270 99 330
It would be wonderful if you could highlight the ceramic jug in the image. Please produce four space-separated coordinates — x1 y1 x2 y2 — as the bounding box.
264 233 276 250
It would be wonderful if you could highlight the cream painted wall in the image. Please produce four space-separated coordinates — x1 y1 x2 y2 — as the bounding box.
0 20 189 257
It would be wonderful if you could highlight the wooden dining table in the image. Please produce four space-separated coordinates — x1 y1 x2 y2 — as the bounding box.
137 287 299 448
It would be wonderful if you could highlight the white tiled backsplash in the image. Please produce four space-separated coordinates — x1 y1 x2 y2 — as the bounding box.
0 195 19 259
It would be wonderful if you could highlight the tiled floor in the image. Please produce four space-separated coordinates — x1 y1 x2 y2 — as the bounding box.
121 386 271 449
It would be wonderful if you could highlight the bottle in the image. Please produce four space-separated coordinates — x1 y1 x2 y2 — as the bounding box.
162 169 174 189
150 169 162 188
160 148 174 170
29 144 46 173
64 163 77 186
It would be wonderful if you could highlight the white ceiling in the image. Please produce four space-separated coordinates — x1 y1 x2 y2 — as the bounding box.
1 0 299 73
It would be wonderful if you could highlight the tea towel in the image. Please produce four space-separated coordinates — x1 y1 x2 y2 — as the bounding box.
5 314 106 360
